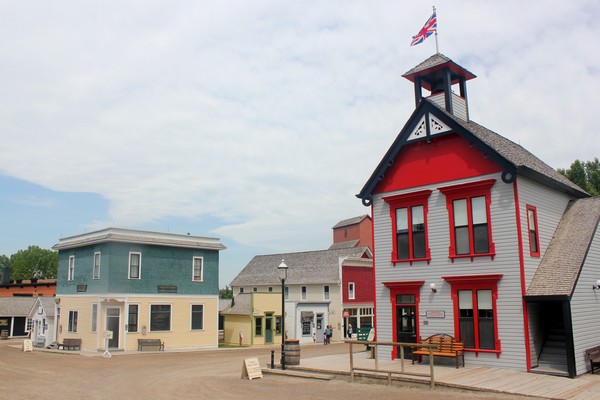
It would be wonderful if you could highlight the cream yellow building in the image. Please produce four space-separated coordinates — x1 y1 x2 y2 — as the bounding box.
53 228 225 352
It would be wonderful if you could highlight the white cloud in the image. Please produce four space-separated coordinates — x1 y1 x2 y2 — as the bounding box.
0 0 599 261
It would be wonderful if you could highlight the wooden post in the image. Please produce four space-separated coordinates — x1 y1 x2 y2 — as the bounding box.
429 346 435 388
349 341 354 382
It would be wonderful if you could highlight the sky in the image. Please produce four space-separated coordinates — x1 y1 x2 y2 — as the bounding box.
1 1 599 288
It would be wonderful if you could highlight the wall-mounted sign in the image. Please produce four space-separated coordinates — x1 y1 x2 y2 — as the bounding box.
426 310 445 318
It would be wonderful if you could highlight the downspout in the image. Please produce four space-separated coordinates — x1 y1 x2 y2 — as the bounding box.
339 256 346 341
370 203 377 342
513 179 532 371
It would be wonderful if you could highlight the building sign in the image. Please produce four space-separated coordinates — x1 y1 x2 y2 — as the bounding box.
426 310 445 318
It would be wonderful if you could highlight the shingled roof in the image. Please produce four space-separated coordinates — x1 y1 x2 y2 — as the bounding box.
357 98 588 204
526 197 600 298
332 215 370 229
441 106 586 196
0 297 36 316
230 246 372 287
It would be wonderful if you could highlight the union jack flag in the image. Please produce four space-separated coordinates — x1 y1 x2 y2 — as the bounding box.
410 11 437 46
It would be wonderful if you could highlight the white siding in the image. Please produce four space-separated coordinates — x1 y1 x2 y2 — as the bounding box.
516 176 572 287
373 172 530 370
427 93 467 121
571 228 600 375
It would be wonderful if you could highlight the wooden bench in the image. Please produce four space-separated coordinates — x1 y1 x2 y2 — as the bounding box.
585 346 600 374
137 338 164 351
356 327 372 342
412 333 464 368
58 338 81 350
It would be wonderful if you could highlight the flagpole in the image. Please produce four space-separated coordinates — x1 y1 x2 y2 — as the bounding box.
433 6 439 53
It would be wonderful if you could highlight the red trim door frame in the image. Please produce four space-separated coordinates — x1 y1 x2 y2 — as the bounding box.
383 281 424 359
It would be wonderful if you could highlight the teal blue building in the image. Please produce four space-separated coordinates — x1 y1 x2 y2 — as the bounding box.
53 228 226 352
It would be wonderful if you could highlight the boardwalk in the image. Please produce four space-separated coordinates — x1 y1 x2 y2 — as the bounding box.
293 349 600 400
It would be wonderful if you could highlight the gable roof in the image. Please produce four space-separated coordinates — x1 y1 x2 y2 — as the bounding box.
28 296 56 318
526 197 600 298
230 246 372 287
357 99 588 206
221 293 251 315
332 215 371 229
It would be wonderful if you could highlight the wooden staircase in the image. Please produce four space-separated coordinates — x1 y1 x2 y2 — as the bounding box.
533 327 569 377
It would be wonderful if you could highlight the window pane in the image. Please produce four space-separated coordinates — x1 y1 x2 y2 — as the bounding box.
255 318 262 336
458 290 473 309
130 253 140 279
528 209 538 253
396 208 408 231
478 290 495 349
150 305 171 331
397 232 409 259
412 230 426 259
529 231 538 253
91 305 97 332
193 258 202 281
471 196 487 224
459 318 475 348
458 290 474 347
128 305 138 332
411 205 426 258
453 199 468 226
396 294 415 304
275 317 282 334
191 305 204 330
93 253 100 279
455 226 470 254
473 224 490 253
477 290 492 309
411 205 424 226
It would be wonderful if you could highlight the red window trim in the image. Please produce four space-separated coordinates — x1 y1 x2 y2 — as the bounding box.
383 280 424 360
383 190 432 266
438 179 496 262
526 205 540 257
442 274 502 356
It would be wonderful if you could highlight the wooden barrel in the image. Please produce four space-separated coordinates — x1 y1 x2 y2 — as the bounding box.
0 330 8 340
284 339 300 365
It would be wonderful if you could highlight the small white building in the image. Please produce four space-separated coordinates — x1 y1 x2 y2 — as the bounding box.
28 297 57 347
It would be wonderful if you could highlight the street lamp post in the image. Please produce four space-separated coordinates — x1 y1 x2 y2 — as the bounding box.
278 259 288 370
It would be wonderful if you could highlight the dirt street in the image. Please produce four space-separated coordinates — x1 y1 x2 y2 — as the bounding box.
0 339 535 400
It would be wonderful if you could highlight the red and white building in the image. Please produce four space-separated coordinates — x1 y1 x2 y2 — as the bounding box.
357 53 600 377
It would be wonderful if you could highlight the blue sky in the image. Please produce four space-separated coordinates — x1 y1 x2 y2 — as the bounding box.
1 1 599 287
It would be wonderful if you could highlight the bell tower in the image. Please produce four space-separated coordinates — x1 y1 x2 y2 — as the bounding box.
402 53 476 122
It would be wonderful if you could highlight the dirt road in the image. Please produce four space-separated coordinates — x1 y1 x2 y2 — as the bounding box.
0 340 535 399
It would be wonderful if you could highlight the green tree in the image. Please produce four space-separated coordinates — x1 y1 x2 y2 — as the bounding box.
558 158 600 196
219 286 233 299
10 246 58 280
0 254 9 268
585 158 600 196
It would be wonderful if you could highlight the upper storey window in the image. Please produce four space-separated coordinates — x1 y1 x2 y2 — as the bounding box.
68 255 75 281
129 252 141 279
383 190 432 265
439 179 496 261
526 205 540 257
